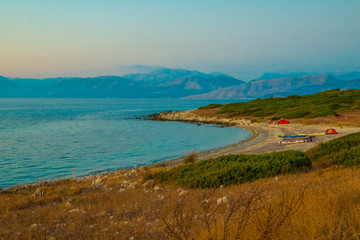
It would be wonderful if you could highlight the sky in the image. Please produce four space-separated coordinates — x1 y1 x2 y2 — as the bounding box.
1 0 360 80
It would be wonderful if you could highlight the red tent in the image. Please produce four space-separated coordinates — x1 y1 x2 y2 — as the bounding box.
325 128 338 134
278 119 290 124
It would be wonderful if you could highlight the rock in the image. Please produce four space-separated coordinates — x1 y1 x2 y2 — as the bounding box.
65 199 72 207
69 209 80 213
82 175 95 181
217 196 230 205
31 188 45 198
153 185 161 191
202 199 210 204
124 171 137 179
30 223 38 229
119 180 138 189
92 178 103 187
178 189 188 196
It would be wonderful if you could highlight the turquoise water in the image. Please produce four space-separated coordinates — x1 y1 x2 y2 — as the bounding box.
0 98 251 188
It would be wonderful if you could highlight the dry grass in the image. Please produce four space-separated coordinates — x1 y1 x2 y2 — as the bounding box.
2 166 360 239
295 110 360 127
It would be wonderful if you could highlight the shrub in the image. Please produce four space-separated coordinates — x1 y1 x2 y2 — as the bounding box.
202 89 360 119
183 150 196 164
307 132 360 166
146 150 311 188
198 104 222 110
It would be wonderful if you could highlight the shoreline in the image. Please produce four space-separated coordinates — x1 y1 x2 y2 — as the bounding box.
147 110 360 168
149 126 261 168
3 111 360 190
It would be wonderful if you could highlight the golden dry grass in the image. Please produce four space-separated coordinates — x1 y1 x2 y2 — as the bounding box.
2 165 360 239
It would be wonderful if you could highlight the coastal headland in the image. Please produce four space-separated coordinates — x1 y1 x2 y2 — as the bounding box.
147 109 360 167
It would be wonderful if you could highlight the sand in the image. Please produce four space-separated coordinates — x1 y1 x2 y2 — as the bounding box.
150 122 360 168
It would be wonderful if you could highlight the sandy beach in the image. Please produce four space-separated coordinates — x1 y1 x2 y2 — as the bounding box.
150 111 360 167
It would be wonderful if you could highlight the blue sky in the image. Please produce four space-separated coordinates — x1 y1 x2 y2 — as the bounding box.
1 0 359 80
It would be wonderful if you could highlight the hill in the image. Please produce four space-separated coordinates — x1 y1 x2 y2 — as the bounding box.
199 89 360 120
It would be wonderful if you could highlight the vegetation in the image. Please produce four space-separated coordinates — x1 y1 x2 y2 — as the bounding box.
3 161 360 239
198 103 222 110
182 150 197 164
307 132 360 166
199 89 360 119
145 151 311 188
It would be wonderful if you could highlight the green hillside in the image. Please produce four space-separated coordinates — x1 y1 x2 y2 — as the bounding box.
199 89 360 119
145 132 360 189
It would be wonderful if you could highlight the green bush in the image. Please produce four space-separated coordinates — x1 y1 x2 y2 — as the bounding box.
145 150 311 188
198 104 222 110
275 109 311 119
203 89 360 119
307 132 360 166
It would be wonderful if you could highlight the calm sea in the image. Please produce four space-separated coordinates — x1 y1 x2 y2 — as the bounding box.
0 98 251 188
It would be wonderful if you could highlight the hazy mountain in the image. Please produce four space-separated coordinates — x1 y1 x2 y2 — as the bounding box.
0 76 19 88
152 75 245 98
246 74 339 97
334 71 360 81
0 76 21 97
343 79 360 89
123 68 214 86
184 84 249 99
185 74 344 99
39 76 151 98
255 72 310 81
1 69 360 99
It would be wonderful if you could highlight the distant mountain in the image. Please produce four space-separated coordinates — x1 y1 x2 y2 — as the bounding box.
246 74 339 97
343 79 360 89
185 74 343 99
334 71 360 81
0 76 21 97
39 76 151 98
123 68 215 86
255 72 310 81
1 69 360 99
152 75 245 98
183 84 249 99
0 76 19 88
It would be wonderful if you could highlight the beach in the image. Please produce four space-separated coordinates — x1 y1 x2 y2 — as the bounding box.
150 110 360 167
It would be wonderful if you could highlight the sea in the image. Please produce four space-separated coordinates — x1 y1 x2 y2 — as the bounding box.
0 98 251 188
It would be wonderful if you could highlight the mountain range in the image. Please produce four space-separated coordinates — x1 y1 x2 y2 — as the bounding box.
1 69 360 99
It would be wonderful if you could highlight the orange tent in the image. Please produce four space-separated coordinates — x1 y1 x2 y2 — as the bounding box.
325 128 338 134
278 119 290 124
